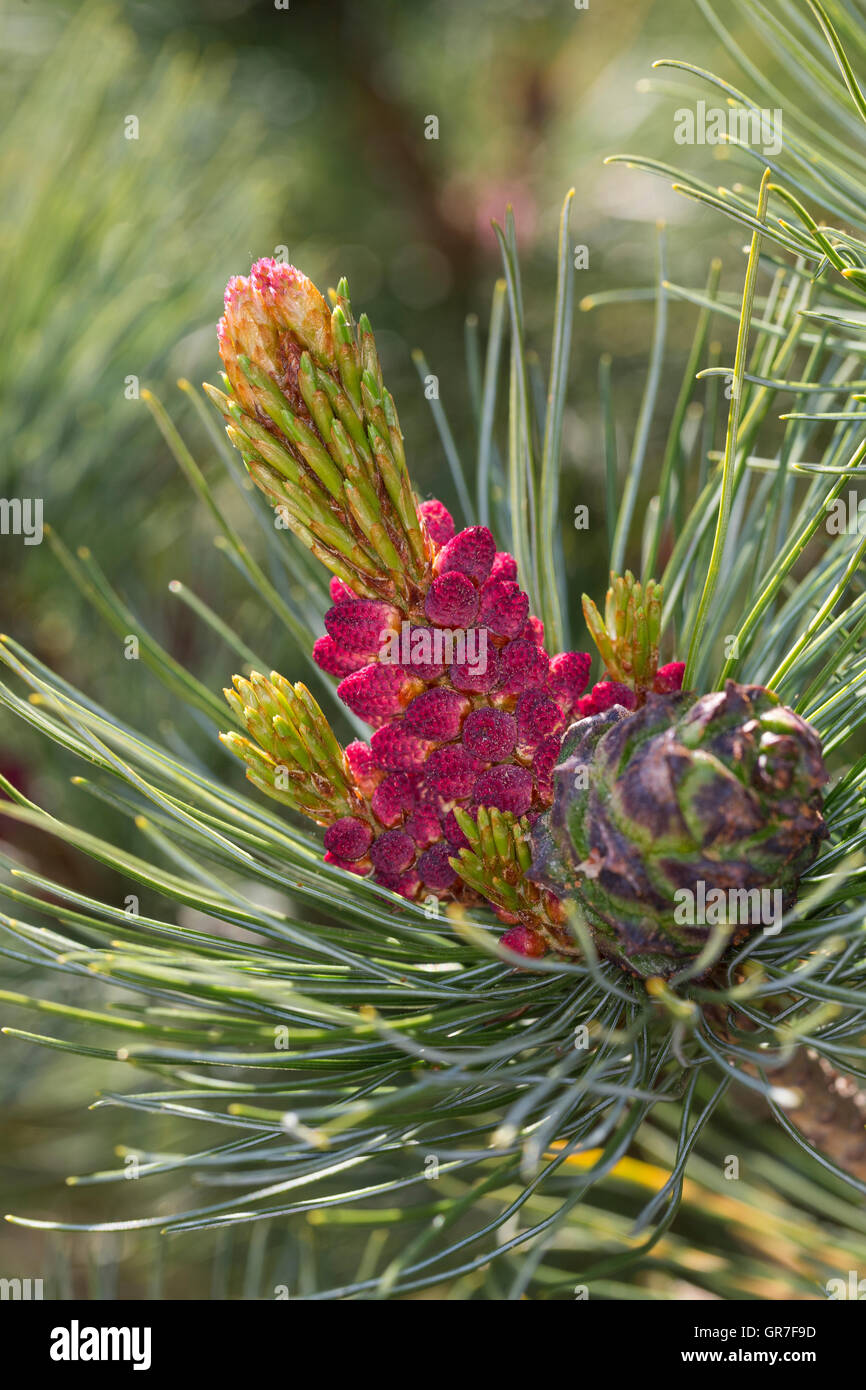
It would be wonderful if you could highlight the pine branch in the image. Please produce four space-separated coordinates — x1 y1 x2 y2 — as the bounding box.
775 1049 866 1181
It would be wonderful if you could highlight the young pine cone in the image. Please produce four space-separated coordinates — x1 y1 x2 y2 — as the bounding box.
530 681 829 977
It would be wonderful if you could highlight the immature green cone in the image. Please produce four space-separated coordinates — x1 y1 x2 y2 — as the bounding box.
529 681 829 978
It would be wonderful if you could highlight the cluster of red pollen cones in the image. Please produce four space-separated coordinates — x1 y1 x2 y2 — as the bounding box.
214 257 682 960
314 497 684 954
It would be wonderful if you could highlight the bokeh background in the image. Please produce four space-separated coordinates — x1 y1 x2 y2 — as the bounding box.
3 0 854 1298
